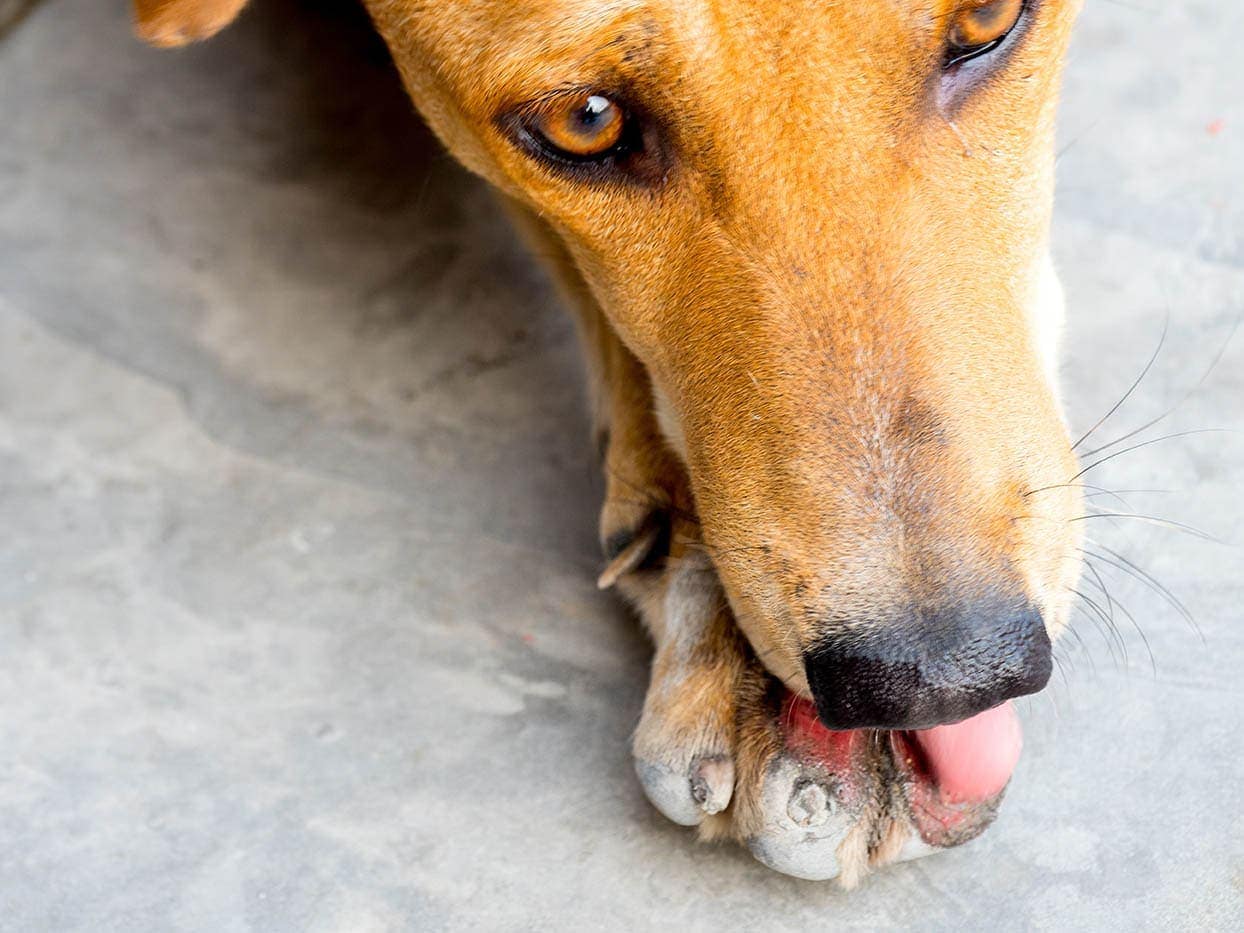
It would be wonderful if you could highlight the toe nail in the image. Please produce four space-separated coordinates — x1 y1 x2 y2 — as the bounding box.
788 780 833 828
691 756 735 815
690 774 710 805
597 520 664 589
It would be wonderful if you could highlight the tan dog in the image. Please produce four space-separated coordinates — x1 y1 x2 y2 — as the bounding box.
135 0 1085 885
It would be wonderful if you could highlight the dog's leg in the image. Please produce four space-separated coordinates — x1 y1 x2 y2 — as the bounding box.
636 526 891 887
505 202 741 821
507 203 900 883
501 200 682 586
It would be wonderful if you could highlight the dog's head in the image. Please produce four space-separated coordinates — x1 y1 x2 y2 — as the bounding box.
140 0 1084 731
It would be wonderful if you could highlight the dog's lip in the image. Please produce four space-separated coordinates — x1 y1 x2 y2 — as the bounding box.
890 728 1008 848
781 694 1017 849
890 703 1020 846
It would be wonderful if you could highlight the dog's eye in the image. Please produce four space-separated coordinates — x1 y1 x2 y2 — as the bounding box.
526 93 627 161
945 0 1025 66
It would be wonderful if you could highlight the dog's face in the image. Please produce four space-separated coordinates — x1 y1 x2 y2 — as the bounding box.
142 0 1084 731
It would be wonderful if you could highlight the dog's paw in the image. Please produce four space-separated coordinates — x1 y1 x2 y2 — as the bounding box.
605 526 871 880
616 544 926 886
729 690 884 884
588 388 931 884
629 550 743 825
615 545 872 881
594 408 743 824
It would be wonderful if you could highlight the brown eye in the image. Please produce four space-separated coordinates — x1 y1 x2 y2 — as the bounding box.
529 93 626 160
946 0 1025 66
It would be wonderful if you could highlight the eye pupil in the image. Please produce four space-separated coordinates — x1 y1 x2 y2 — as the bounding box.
583 96 610 119
574 96 617 136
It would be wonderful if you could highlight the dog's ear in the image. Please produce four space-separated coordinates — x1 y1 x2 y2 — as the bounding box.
133 0 248 48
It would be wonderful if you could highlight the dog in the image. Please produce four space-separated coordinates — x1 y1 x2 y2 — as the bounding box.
133 0 1086 886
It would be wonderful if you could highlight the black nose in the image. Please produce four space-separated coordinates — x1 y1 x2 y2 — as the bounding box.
803 598 1052 731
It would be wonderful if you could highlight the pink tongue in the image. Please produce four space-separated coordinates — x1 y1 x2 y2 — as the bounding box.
910 702 1022 803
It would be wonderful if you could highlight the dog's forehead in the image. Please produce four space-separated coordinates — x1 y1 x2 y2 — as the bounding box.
368 0 1077 248
375 0 946 111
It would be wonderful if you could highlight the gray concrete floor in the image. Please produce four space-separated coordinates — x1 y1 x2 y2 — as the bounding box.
1 1 1241 930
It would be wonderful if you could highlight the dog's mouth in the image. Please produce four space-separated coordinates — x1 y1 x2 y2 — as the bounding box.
889 701 1020 848
780 693 1021 852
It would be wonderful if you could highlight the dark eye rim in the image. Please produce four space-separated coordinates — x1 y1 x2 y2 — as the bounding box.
497 87 672 189
942 0 1030 69
502 89 656 181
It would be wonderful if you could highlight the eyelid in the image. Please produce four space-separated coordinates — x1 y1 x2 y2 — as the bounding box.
936 0 1039 113
943 0 1029 69
944 35 1005 68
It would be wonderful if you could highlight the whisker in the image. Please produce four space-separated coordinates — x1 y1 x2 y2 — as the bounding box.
602 493 667 514
1078 311 1241 459
685 541 770 560
1080 560 1118 633
1071 314 1167 452
1058 619 1097 678
1023 481 1137 510
1069 510 1220 543
1083 487 1173 499
600 466 672 507
1069 587 1128 664
1070 605 1119 666
1083 557 1157 676
1050 649 1073 692
1068 428 1233 484
1082 545 1203 643
1033 674 1063 723
599 468 701 528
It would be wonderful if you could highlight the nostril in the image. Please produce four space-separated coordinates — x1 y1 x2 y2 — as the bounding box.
803 599 1052 731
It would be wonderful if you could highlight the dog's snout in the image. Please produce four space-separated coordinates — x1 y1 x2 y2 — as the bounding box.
803 598 1052 731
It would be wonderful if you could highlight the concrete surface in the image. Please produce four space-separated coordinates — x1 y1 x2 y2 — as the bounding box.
1 1 1241 929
